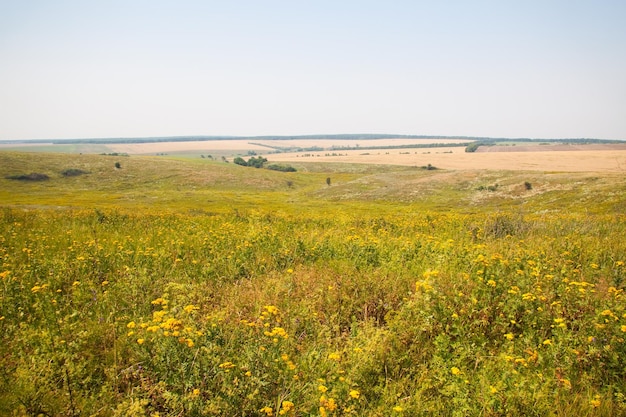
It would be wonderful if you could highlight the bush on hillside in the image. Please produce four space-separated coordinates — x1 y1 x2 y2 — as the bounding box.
6 172 50 181
233 157 248 166
266 164 297 172
61 168 89 177
465 142 482 152
420 163 438 170
234 156 268 168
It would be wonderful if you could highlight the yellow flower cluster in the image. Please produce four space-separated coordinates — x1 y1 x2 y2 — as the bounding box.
264 326 288 339
319 395 337 412
278 400 294 415
126 296 201 348
259 406 273 416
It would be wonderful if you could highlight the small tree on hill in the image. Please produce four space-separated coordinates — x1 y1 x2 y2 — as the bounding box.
233 157 248 166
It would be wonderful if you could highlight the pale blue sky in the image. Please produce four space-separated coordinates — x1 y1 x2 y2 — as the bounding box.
1 1 625 140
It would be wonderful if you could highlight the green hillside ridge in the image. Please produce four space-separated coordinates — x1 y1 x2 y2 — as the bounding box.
1 152 625 214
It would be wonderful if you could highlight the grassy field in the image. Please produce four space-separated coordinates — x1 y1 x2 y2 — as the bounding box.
1 151 626 416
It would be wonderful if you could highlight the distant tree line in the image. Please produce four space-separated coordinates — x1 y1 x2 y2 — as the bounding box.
0 134 612 146
328 142 470 152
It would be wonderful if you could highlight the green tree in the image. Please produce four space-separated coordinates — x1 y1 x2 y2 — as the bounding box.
233 157 248 166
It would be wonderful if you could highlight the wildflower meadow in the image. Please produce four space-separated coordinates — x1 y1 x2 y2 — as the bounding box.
1 151 625 416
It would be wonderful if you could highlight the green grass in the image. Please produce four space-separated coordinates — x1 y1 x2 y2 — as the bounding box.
1 151 626 416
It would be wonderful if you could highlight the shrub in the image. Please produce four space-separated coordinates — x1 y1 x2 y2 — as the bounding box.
421 163 437 170
61 168 89 177
267 164 296 172
247 156 267 168
114 162 122 169
234 156 268 168
524 181 533 190
233 157 248 166
6 173 49 181
483 213 528 237
465 142 482 152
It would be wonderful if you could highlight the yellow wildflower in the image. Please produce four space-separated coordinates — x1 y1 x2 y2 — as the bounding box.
137 338 145 345
264 326 288 339
151 297 168 306
259 406 273 416
264 305 279 315
219 361 235 370
152 310 167 322
451 367 461 376
184 304 199 314
325 398 337 412
393 406 404 412
279 400 294 415
590 395 601 408
349 389 360 399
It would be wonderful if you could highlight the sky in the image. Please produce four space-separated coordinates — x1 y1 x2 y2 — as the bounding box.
1 1 625 141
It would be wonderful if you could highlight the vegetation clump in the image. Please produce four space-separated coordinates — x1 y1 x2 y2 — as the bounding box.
61 168 89 177
465 142 483 152
477 183 499 191
420 163 438 170
5 172 49 181
233 156 268 168
266 164 297 172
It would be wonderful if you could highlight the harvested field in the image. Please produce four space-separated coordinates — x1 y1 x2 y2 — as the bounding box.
267 145 626 172
2 139 625 172
104 138 471 154
477 144 626 152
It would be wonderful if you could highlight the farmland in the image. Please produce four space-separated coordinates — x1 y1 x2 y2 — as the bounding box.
1 150 626 416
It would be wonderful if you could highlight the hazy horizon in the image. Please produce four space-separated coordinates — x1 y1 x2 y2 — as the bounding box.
1 1 625 141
